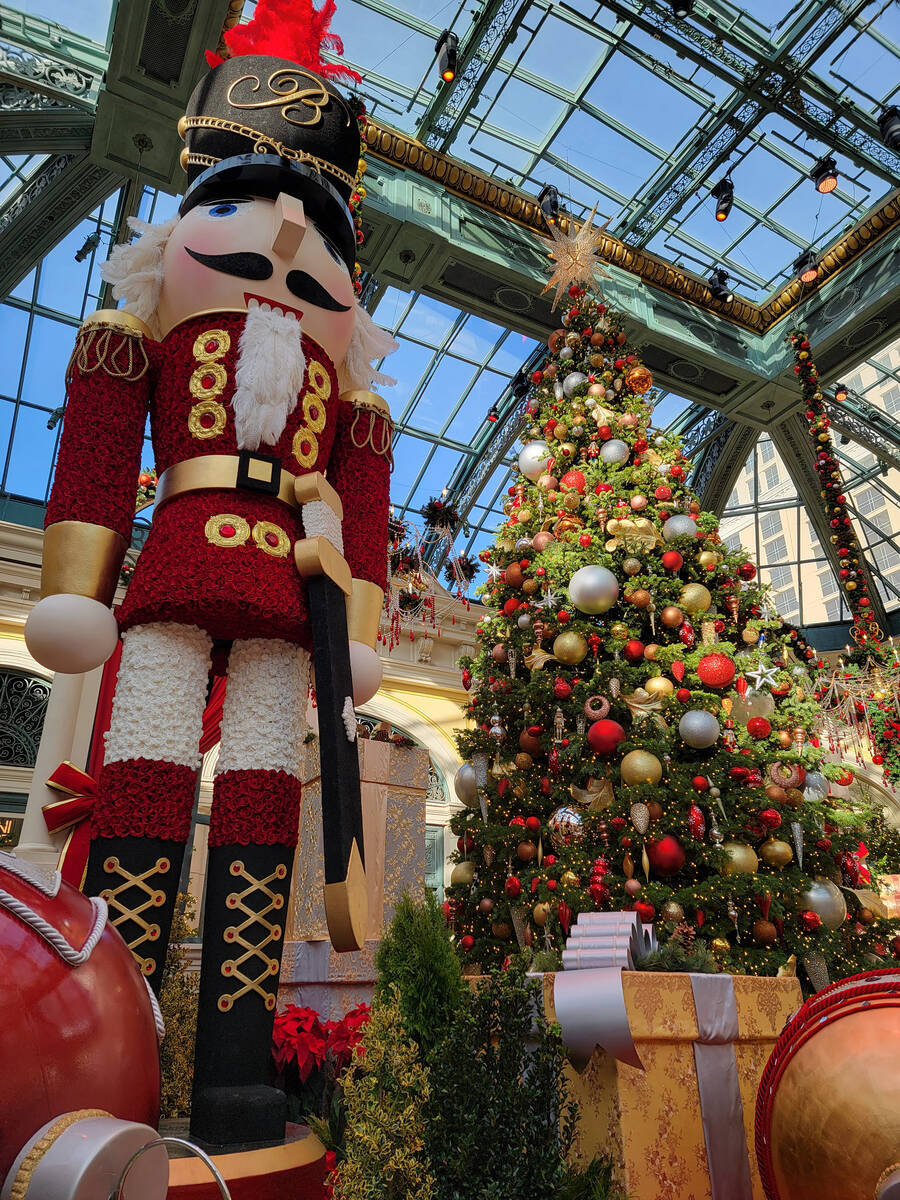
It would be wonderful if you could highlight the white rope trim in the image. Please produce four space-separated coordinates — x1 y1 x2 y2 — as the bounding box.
0 850 61 898
302 499 344 554
144 975 166 1042
0 889 107 966
342 696 357 743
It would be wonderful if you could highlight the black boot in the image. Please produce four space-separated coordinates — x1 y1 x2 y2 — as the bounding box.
189 841 295 1150
84 835 187 994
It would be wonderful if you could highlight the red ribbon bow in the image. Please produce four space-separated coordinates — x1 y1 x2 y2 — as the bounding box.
42 761 98 889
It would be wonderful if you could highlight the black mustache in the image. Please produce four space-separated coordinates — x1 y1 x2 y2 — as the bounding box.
185 248 350 312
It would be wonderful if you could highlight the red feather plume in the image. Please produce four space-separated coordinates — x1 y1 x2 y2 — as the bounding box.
208 0 362 84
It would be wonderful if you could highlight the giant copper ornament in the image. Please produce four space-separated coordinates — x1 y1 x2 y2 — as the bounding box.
756 968 900 1200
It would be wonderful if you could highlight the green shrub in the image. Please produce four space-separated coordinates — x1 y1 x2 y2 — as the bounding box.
374 891 466 1058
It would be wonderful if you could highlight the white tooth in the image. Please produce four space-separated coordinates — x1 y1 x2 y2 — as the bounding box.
282 310 298 323
247 297 259 309
261 302 271 312
271 305 284 318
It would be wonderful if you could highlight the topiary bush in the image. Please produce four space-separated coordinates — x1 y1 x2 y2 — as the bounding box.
374 890 467 1058
158 894 199 1118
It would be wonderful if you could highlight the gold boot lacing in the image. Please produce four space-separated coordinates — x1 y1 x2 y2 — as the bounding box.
218 860 287 1012
100 855 171 977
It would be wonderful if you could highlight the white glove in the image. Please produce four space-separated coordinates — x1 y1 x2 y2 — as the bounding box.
349 641 383 705
25 594 119 674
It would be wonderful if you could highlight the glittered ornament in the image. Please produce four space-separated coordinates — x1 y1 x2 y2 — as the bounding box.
679 709 720 748
662 514 696 541
747 716 772 739
620 750 663 785
679 583 712 614
661 900 685 922
711 937 730 955
623 557 642 576
553 630 588 665
599 439 630 464
696 653 735 689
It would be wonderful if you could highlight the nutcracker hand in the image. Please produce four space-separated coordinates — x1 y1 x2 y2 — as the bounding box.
25 594 119 674
349 641 383 705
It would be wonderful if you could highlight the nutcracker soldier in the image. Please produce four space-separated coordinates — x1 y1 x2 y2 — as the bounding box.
24 0 396 1150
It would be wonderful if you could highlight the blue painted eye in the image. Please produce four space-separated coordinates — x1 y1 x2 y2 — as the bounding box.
207 202 241 218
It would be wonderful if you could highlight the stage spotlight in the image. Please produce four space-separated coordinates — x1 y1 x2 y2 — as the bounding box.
833 382 848 403
435 30 458 83
538 184 559 225
794 249 819 284
708 268 733 303
810 155 838 194
671 0 694 16
711 176 733 222
74 231 101 262
487 403 499 423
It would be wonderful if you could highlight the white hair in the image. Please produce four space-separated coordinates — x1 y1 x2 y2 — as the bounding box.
99 216 398 392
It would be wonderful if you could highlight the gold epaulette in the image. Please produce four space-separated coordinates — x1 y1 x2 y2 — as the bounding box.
340 389 393 464
66 308 153 386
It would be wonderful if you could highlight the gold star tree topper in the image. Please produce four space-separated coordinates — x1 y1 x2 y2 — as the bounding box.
541 202 610 310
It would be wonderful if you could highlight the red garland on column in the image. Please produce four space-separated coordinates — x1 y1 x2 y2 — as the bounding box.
788 329 882 646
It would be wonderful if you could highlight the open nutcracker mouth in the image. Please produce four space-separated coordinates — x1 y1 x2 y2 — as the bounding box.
244 292 304 322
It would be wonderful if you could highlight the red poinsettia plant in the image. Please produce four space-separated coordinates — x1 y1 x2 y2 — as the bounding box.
271 1002 369 1124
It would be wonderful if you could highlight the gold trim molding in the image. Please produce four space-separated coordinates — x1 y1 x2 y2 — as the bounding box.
364 120 900 336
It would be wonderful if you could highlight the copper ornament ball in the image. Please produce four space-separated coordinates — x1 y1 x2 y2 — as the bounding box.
515 751 533 770
629 588 652 608
505 563 524 588
519 729 542 755
491 920 512 939
479 897 494 914
778 730 793 749
517 840 537 863
752 918 778 945
625 364 653 394
624 878 642 897
661 605 683 628
491 643 508 662
644 643 661 661
646 800 663 822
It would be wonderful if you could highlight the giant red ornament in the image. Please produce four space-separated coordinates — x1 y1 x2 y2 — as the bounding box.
0 853 160 1181
586 719 626 757
633 900 656 923
560 469 586 494
661 550 683 571
646 834 686 877
624 639 645 663
696 653 735 689
747 716 772 739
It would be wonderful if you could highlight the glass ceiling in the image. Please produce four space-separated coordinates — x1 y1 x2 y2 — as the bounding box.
1 0 899 647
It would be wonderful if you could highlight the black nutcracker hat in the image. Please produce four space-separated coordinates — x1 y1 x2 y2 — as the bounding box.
178 0 365 277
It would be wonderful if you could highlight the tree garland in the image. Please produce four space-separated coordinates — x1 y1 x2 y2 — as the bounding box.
788 330 881 644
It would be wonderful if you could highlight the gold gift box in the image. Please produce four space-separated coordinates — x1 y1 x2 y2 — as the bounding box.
543 971 802 1200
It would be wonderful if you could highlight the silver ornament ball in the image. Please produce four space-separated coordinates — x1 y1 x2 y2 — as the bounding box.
517 613 532 629
662 514 697 541
563 371 589 398
599 438 630 465
454 763 479 805
799 877 846 929
518 440 552 482
568 564 620 614
679 709 720 749
802 771 828 801
559 346 574 361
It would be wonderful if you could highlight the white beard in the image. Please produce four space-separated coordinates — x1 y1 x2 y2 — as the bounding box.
232 301 307 450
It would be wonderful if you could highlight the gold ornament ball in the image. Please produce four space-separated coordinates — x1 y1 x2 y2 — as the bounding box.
609 621 630 640
620 749 663 785
711 937 731 956
515 752 533 770
742 628 760 644
857 907 876 926
721 841 758 875
778 730 793 749
522 578 540 595
661 900 684 922
661 605 683 628
565 331 580 348
760 837 794 869
497 537 516 554
697 550 721 568
533 901 551 927
553 631 588 665
555 424 568 440
517 507 532 524
679 583 712 615
784 787 804 809
644 643 661 661
450 861 476 886
560 870 579 887
623 557 642 576
644 676 674 699
625 365 653 394
563 491 581 511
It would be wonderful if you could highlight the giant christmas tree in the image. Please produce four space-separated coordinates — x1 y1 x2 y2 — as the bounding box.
450 234 900 990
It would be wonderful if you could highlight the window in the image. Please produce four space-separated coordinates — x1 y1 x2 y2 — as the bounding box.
764 465 779 491
728 488 740 508
872 544 899 574
870 511 892 533
0 669 51 767
764 536 788 562
824 597 842 622
724 533 741 552
768 566 793 589
818 571 838 597
778 587 798 615
857 488 883 516
760 513 782 540
759 440 775 464
882 384 900 416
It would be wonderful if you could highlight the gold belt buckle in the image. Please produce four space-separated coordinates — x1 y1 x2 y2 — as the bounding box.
236 449 280 496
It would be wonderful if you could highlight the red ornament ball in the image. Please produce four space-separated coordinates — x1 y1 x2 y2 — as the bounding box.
505 876 522 899
661 551 683 571
692 775 710 792
586 719 626 757
873 754 884 765
799 910 822 932
502 598 520 617
737 562 757 581
759 807 782 829
892 936 900 959
633 900 656 924
646 834 686 877
696 653 736 689
525 816 542 833
560 469 586 494
460 934 475 951
623 639 645 663
747 716 772 739
676 688 691 702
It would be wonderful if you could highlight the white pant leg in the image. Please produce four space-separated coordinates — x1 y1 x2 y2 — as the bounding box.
215 638 309 779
